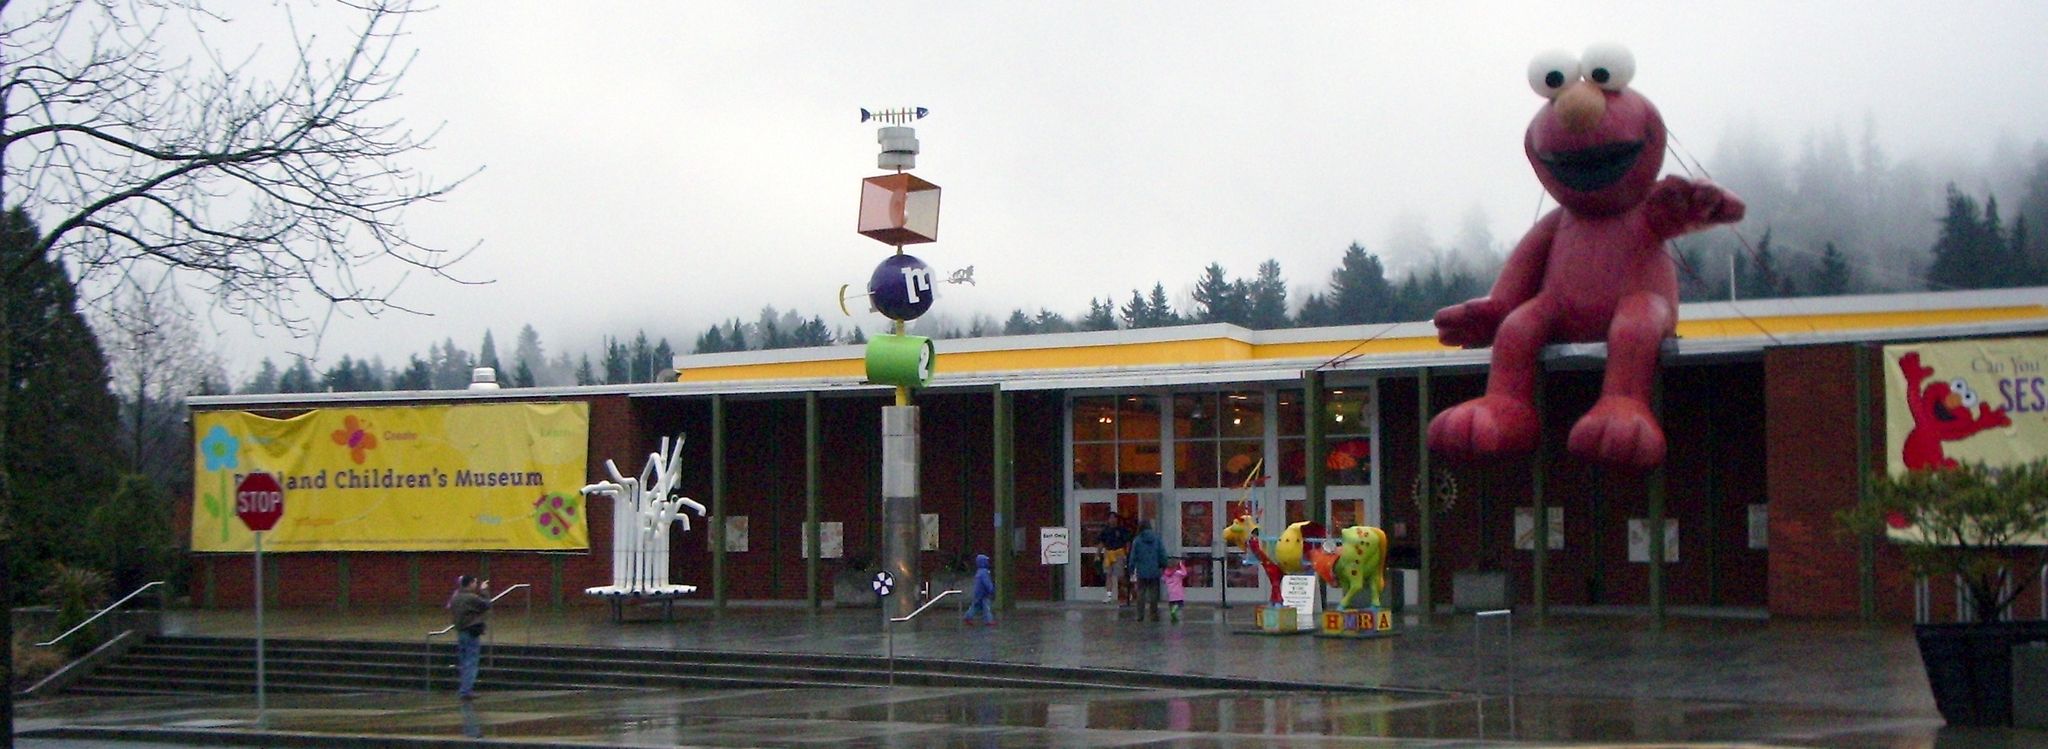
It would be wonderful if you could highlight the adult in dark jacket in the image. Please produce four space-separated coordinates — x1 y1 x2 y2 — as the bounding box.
446 575 492 699
1128 521 1166 621
1098 511 1133 605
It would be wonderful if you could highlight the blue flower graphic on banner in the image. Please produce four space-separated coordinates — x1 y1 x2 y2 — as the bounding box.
199 424 242 542
201 425 241 471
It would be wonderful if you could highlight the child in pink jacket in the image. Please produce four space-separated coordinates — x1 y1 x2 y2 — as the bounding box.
1161 558 1188 624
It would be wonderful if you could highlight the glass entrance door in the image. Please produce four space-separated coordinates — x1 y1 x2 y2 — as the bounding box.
1074 490 1158 601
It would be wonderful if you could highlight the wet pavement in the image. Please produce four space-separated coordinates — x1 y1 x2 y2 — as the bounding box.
14 601 2048 747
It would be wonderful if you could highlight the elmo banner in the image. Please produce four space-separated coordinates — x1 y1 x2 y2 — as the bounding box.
192 402 590 552
1884 337 2047 475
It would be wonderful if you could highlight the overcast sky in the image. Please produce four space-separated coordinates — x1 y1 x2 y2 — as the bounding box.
198 0 2048 377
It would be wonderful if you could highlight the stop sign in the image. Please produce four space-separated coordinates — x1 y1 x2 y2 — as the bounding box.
235 472 286 532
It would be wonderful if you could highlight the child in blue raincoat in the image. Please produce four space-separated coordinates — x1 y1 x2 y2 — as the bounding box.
964 553 996 626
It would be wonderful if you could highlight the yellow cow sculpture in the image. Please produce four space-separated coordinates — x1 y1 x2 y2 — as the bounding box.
1333 525 1388 610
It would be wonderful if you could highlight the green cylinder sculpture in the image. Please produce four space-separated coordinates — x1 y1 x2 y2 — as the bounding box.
865 334 936 388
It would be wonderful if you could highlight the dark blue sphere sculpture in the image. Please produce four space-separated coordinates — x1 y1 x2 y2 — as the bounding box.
868 253 936 321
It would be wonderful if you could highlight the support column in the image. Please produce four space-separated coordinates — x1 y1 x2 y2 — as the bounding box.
712 395 728 609
1304 370 1327 526
1647 372 1666 626
1855 345 1876 622
993 387 1016 612
806 392 823 612
881 406 922 620
1532 368 1548 622
336 555 351 612
1416 369 1433 618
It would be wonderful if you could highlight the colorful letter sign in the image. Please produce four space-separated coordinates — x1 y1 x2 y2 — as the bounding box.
193 402 590 552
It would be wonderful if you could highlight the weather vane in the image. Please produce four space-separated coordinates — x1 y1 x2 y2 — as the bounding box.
860 107 928 125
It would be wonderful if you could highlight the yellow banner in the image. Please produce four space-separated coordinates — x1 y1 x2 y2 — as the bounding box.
192 402 590 552
1884 337 2048 474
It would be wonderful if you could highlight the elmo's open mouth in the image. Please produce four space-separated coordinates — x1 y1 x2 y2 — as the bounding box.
1538 140 1644 192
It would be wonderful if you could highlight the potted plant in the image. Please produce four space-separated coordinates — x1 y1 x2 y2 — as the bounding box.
1838 458 2048 726
832 553 881 609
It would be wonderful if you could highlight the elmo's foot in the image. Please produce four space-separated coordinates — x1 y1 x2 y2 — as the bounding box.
1568 396 1666 468
1427 395 1539 457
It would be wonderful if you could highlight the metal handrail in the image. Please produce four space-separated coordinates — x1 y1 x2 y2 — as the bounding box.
36 581 163 648
891 589 960 623
424 583 529 690
886 588 961 686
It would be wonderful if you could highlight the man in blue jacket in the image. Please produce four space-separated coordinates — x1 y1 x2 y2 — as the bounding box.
964 553 996 626
1128 521 1166 622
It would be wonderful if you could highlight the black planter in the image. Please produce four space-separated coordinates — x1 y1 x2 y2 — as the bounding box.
1914 620 2048 726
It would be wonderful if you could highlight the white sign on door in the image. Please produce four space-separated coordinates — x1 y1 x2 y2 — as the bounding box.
1040 527 1070 565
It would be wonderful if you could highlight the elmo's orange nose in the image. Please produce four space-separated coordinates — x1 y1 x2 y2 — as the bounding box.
1556 81 1606 133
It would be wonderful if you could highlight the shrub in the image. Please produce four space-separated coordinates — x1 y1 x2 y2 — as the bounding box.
11 629 68 691
1839 459 2048 623
41 563 111 657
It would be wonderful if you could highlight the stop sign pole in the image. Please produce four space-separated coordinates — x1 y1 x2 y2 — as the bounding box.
236 472 284 726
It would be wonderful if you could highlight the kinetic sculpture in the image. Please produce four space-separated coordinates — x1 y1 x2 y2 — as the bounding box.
1428 44 1746 469
1222 514 1288 605
581 434 706 599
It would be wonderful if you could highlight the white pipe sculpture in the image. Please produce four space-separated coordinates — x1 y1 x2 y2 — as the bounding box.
581 433 706 597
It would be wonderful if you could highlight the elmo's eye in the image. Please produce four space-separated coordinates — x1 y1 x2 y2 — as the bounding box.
1950 379 1980 408
1580 43 1635 92
1527 49 1578 99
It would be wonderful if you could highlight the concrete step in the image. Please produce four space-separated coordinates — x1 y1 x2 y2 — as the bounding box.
68 635 1374 697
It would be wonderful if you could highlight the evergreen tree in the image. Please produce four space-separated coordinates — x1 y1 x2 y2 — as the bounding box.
1034 309 1074 333
512 360 536 388
321 355 360 392
602 337 629 384
1809 242 1852 296
1191 263 1249 325
791 317 833 347
1080 297 1119 331
1328 242 1394 324
622 331 650 383
278 359 317 393
1296 292 1334 327
431 338 474 389
1736 230 1797 299
394 355 433 390
847 327 868 344
1927 185 1999 291
695 325 729 354
575 354 597 386
242 358 281 394
2 207 123 603
1120 289 1150 329
512 325 546 383
1145 282 1178 327
1003 309 1033 335
652 338 675 379
1248 259 1289 329
477 329 501 373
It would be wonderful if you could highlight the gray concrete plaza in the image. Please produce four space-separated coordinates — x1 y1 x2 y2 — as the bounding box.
13 601 2044 747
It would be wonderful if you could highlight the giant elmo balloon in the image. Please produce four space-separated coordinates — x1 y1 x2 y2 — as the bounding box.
1428 44 1746 469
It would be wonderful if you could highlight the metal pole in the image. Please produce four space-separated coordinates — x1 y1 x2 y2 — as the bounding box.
1417 369 1433 619
881 406 921 621
1647 373 1666 626
1531 367 1547 622
806 392 822 612
993 387 1015 612
254 531 266 725
712 395 727 609
1304 370 1327 527
1855 345 1876 622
